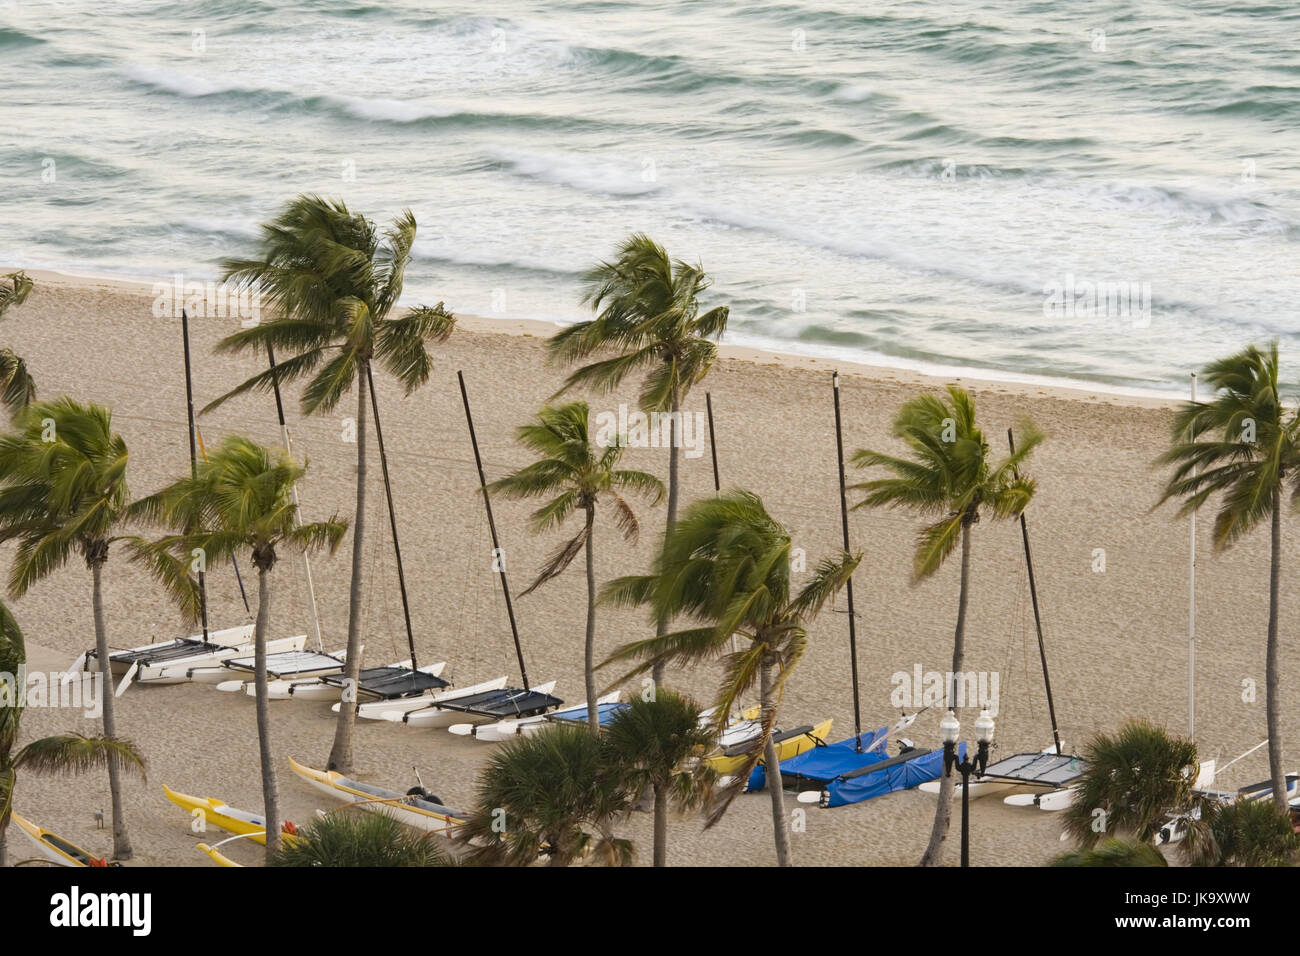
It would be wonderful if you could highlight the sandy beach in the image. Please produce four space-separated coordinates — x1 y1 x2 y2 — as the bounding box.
4 269 1297 867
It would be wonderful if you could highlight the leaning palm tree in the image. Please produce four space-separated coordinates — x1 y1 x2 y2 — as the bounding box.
549 234 729 684
1051 838 1169 867
600 490 859 867
1 601 145 867
129 435 346 860
457 723 633 867
488 400 663 728
601 690 716 867
1061 720 1206 852
203 195 455 774
0 271 35 416
851 386 1041 866
0 398 139 859
1197 796 1299 867
1158 342 1300 811
271 807 457 867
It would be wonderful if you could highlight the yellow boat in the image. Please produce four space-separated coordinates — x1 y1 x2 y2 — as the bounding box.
288 757 468 835
196 842 243 867
707 718 834 775
9 811 116 867
163 784 300 846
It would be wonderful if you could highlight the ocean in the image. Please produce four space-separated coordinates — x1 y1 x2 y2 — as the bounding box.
3 0 1298 393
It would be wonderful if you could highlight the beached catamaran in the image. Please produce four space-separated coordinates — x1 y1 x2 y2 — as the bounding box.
386 372 562 730
74 310 301 689
751 372 947 807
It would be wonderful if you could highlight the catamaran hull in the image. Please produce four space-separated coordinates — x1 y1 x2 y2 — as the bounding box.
401 680 558 729
261 660 446 701
462 692 622 740
707 718 835 775
149 634 309 683
349 676 510 720
85 625 260 683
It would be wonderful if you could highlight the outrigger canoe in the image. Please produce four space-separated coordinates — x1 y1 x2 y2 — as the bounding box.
9 812 117 867
162 784 300 846
288 757 468 835
196 842 242 867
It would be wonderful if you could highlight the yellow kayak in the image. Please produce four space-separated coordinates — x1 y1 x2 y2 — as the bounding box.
163 784 300 846
9 811 115 867
196 842 243 867
288 757 468 835
707 718 834 775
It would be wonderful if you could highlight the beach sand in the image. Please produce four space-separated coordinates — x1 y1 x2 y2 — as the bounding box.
4 268 1297 867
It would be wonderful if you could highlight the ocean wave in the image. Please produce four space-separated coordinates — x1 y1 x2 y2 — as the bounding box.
124 64 252 98
0 26 45 48
485 147 663 197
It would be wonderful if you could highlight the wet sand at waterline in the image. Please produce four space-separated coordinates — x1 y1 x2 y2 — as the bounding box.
4 270 1298 867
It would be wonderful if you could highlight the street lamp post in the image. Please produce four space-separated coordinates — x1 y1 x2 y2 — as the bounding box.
941 708 995 867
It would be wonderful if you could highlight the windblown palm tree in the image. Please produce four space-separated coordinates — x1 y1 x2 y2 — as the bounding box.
0 271 35 416
457 723 633 866
600 490 859 867
1158 342 1300 810
549 234 729 684
851 386 1041 866
489 400 663 728
601 690 716 867
0 398 139 859
203 194 455 774
1061 720 1207 855
129 435 346 860
0 600 145 868
271 808 457 867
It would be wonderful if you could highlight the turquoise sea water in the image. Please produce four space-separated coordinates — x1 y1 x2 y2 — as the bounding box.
2 0 1298 392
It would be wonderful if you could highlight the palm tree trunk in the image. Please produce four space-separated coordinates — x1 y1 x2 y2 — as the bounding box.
91 560 132 860
584 509 599 730
254 567 281 859
328 364 370 773
1267 488 1286 811
651 387 681 687
761 659 793 866
919 521 972 867
652 780 667 867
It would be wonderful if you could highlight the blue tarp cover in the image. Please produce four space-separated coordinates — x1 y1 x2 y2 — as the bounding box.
824 743 960 807
747 726 886 791
548 701 628 725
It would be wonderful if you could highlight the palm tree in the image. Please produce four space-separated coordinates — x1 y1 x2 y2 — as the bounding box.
1061 720 1206 852
1 599 146 869
0 271 35 416
457 723 633 866
129 435 346 860
203 194 455 774
1198 797 1299 867
1158 342 1300 810
271 808 457 867
549 234 729 684
601 690 716 867
488 400 663 728
851 386 1040 866
600 490 859 867
0 398 139 859
1051 838 1168 867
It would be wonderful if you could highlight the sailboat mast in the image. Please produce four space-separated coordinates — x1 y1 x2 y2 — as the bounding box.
1188 372 1197 739
832 372 863 748
705 392 721 492
180 309 210 643
458 370 529 691
195 426 252 618
363 364 418 672
1007 427 1061 755
265 344 324 654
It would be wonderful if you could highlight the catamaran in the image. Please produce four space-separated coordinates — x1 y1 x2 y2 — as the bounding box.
288 757 469 835
182 644 338 684
449 692 624 741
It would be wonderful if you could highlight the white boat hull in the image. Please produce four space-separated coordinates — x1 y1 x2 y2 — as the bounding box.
152 634 309 683
402 680 558 729
88 625 261 684
350 676 509 721
259 660 445 701
458 691 621 740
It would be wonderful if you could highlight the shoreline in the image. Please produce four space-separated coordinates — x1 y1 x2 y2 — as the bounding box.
10 265 1184 412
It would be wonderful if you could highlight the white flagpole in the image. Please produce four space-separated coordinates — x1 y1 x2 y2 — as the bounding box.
1189 371 1197 739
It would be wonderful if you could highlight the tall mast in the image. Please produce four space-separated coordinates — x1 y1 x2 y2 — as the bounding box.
364 364 418 672
265 344 324 653
180 309 210 643
1007 427 1061 755
1188 372 1197 739
832 372 863 748
195 426 251 618
705 392 721 492
458 370 529 690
